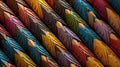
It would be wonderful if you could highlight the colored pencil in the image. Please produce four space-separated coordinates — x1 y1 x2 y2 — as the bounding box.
0 1 59 67
0 49 15 67
4 0 81 67
0 24 38 67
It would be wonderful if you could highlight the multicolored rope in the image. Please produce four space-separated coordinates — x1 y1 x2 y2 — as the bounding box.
0 24 37 67
0 49 15 67
0 1 58 67
5 0 81 67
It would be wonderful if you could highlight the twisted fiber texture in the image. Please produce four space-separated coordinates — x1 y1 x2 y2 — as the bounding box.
65 6 120 66
0 1 54 67
106 0 120 14
6 0 81 67
0 49 15 67
87 0 120 36
66 0 120 57
0 24 37 67
46 0 104 67
28 16 81 67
